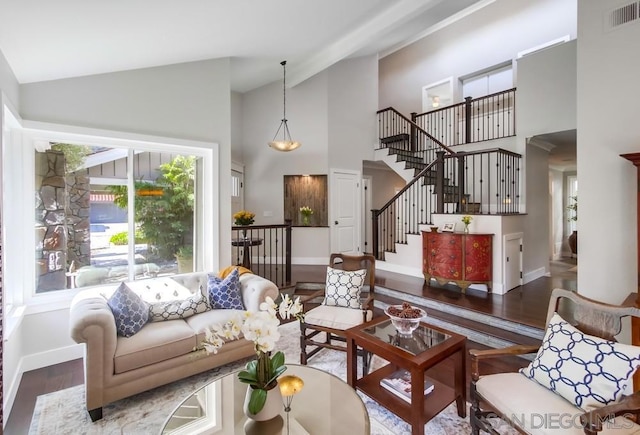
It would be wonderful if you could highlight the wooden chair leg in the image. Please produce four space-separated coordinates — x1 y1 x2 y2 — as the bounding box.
299 322 308 365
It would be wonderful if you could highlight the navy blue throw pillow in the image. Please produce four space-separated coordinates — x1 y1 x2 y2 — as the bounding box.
208 268 245 310
107 283 150 337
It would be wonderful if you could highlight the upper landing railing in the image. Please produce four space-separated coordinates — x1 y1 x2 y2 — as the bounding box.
413 88 516 146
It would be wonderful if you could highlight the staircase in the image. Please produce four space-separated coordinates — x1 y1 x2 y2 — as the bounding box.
373 106 522 276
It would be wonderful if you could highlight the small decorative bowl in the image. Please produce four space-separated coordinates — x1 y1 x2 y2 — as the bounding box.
384 305 427 336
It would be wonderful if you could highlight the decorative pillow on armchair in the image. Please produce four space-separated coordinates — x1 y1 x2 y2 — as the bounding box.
520 312 640 410
323 266 367 309
208 267 245 310
107 283 150 337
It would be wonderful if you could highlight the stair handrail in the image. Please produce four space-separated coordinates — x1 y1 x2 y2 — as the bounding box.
372 149 458 259
375 159 439 214
377 107 456 154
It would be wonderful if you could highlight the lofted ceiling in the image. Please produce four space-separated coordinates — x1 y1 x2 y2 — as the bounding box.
0 0 489 93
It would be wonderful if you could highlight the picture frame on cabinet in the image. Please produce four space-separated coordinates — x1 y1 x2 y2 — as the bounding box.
442 222 455 232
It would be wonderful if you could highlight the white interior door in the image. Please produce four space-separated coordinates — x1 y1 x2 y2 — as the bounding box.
330 169 361 255
231 169 243 217
504 233 523 291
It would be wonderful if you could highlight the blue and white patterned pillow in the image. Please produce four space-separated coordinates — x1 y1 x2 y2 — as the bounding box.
323 266 367 309
520 312 640 410
208 268 245 310
107 283 150 337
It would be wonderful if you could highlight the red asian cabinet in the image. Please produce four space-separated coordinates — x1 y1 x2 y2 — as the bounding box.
422 231 493 293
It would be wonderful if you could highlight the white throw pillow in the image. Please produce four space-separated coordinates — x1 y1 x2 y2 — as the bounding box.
148 285 209 321
520 312 640 410
323 266 366 309
126 278 192 304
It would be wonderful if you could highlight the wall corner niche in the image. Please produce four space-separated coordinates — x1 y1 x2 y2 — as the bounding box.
284 175 328 227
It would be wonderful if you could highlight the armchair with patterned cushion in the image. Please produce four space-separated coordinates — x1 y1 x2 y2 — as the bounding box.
300 253 375 372
470 288 640 434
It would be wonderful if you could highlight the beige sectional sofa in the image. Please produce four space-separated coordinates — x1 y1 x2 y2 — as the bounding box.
69 271 279 421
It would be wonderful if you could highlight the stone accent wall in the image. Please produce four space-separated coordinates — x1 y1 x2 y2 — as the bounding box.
35 150 91 292
66 172 91 269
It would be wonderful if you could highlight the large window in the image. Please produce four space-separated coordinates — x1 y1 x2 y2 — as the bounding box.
2 121 217 308
34 143 201 293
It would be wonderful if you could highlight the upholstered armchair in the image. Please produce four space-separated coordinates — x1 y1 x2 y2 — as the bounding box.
470 288 640 434
300 253 375 372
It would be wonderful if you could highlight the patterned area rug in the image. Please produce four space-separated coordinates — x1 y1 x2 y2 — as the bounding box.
29 321 472 434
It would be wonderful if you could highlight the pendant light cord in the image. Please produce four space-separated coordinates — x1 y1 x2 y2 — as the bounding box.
281 60 287 122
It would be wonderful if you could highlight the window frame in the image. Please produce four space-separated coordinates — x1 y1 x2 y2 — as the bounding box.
5 120 218 315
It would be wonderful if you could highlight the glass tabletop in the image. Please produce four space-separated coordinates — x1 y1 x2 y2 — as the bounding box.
161 364 369 434
362 319 451 356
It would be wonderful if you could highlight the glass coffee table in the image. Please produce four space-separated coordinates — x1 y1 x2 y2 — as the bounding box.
161 364 370 434
345 316 466 435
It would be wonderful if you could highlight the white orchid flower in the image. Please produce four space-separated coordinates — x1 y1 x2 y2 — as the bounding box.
259 296 278 315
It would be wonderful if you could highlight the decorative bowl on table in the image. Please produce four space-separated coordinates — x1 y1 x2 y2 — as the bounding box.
384 303 426 336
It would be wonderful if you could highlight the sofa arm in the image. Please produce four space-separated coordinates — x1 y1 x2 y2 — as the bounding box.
70 292 118 345
69 291 119 414
240 274 279 312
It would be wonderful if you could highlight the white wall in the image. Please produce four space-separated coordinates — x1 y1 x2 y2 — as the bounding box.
328 56 378 169
517 40 577 146
0 48 21 420
363 165 406 209
241 70 329 226
379 0 577 115
230 91 244 164
0 49 19 110
524 142 551 277
577 1 640 304
241 56 378 261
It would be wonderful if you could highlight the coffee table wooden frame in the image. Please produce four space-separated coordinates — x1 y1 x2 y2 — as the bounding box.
346 316 466 435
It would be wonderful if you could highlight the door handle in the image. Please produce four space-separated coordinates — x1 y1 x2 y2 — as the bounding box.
335 221 339 225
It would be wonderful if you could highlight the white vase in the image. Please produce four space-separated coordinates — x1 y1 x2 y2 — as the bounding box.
243 384 283 421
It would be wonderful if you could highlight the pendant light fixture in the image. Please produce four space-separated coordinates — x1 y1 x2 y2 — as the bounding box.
268 61 301 152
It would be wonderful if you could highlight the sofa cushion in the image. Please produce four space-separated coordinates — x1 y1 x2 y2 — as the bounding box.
520 313 640 411
304 304 372 330
476 372 640 434
208 268 245 310
148 285 209 322
323 267 367 309
114 319 196 373
185 308 246 346
107 283 149 337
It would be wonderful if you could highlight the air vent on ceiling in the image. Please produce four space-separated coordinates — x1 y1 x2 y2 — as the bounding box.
605 1 639 32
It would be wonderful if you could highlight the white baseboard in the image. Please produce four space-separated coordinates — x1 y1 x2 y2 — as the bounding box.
4 344 84 420
375 261 423 278
524 267 547 284
291 257 328 265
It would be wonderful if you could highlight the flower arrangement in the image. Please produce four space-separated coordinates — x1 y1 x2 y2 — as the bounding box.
233 210 255 226
461 215 473 226
200 294 304 414
299 206 313 217
299 206 313 226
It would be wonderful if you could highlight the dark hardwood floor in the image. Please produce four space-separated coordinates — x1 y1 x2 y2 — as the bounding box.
4 259 577 434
